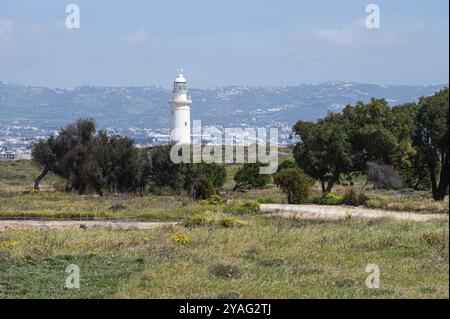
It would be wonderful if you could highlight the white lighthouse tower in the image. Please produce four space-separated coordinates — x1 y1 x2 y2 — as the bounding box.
169 70 192 144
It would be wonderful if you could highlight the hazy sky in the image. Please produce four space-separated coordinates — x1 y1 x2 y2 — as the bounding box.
0 0 448 88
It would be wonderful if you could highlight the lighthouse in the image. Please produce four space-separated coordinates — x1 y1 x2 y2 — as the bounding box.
169 70 192 144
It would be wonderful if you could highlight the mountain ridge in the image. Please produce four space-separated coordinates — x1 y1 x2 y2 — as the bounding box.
0 80 447 149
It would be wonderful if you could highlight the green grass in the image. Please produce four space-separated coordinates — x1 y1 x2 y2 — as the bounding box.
0 191 194 221
0 217 448 298
0 158 448 298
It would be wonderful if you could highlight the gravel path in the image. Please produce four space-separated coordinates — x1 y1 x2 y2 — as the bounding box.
260 204 448 222
0 220 180 232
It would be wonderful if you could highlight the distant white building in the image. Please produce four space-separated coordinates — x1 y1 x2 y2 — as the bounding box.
168 71 192 144
0 150 17 161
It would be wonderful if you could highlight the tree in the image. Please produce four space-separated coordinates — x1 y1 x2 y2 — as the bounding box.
32 119 139 195
148 143 187 194
413 88 449 200
135 149 153 196
293 117 352 193
188 162 227 189
32 119 96 192
233 162 270 191
274 168 314 204
293 98 412 193
342 98 400 171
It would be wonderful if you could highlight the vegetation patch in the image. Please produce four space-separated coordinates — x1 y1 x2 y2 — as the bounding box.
210 260 244 279
224 200 260 215
342 188 369 206
313 193 344 205
258 257 285 267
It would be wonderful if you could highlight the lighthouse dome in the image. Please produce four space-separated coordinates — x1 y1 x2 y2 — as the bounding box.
175 73 186 83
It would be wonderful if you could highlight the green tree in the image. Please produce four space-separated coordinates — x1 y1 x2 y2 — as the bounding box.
135 149 153 196
413 88 449 200
188 162 227 189
148 143 187 194
293 117 352 193
32 119 96 193
32 119 140 195
233 162 270 191
293 98 413 193
342 98 400 171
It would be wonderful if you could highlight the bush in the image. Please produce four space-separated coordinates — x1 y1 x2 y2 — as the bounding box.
210 261 244 279
313 193 343 205
274 168 314 204
233 162 271 191
208 194 223 205
342 188 369 206
276 159 296 173
184 214 214 227
189 177 216 200
224 200 260 215
218 216 245 228
191 162 227 189
366 162 403 190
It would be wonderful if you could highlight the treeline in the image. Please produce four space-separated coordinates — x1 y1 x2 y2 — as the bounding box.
32 88 448 202
293 87 449 201
32 120 226 198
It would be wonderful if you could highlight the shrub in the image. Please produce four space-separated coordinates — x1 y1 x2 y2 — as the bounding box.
233 162 271 191
276 159 296 173
184 214 213 227
218 216 245 228
342 188 369 206
210 261 244 279
188 177 216 200
191 162 227 189
224 200 260 215
366 162 403 190
274 168 314 204
208 194 223 205
313 193 343 205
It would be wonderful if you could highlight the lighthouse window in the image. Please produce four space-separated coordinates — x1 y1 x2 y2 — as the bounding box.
185 122 187 126
174 83 186 90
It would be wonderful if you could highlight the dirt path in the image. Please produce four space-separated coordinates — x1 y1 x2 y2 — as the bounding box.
260 204 448 222
0 220 180 232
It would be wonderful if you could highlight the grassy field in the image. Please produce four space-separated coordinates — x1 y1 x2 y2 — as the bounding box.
1 217 448 298
0 159 448 298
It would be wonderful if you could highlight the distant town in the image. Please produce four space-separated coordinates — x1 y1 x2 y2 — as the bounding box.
0 80 446 161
